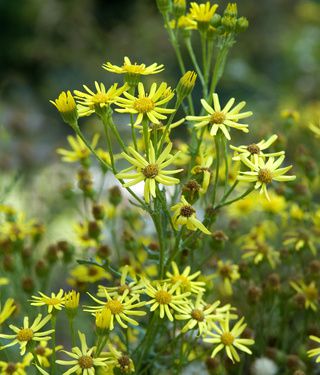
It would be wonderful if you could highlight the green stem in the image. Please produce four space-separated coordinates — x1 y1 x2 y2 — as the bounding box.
69 318 76 348
102 116 116 173
214 186 255 210
222 137 229 195
142 117 150 159
51 315 57 375
184 37 206 91
200 32 208 97
212 135 221 206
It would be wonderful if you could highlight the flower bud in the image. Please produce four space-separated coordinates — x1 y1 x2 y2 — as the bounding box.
176 71 197 100
156 0 171 14
46 244 59 264
92 204 105 221
65 290 80 319
88 221 101 239
22 277 35 293
57 240 74 263
35 260 48 277
224 3 238 18
173 0 186 18
95 308 112 335
109 186 122 206
50 91 78 126
236 17 249 32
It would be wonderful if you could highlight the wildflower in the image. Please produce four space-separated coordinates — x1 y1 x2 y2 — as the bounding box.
192 146 214 193
0 212 34 242
103 56 164 84
175 293 222 334
0 278 9 287
97 265 144 299
50 91 78 125
176 71 197 99
56 331 110 374
260 191 286 214
204 313 254 363
68 265 112 288
116 142 182 204
216 260 240 296
74 82 128 117
95 308 112 335
166 262 205 294
283 229 317 255
65 290 80 318
307 335 320 363
0 314 54 355
30 290 65 314
84 289 146 330
186 93 252 140
188 2 219 31
171 196 211 234
170 15 197 30
145 282 190 321
230 135 284 165
237 154 296 200
241 241 280 269
0 356 31 375
0 298 16 325
115 82 175 125
57 134 99 163
27 340 63 368
290 280 318 311
106 344 135 373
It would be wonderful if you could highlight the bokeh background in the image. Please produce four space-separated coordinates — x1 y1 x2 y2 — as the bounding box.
1 0 319 216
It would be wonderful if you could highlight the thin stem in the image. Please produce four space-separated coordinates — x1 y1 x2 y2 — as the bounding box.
212 135 221 206
184 37 206 90
222 137 229 195
142 117 150 160
102 116 116 173
51 315 57 375
69 318 76 348
200 32 208 97
214 186 255 210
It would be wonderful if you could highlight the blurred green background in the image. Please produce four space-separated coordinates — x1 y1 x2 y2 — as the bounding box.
1 0 319 172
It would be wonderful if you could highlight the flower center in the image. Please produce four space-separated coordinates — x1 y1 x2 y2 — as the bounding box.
247 144 260 155
191 308 205 322
171 275 190 290
118 355 131 368
92 92 110 104
78 355 93 369
219 265 232 278
258 168 273 184
210 111 225 125
180 205 195 218
5 363 17 374
155 290 172 304
35 345 46 356
105 299 124 314
221 332 235 346
133 97 155 113
142 164 159 178
123 64 145 74
17 328 33 342
46 298 61 306
88 266 99 276
305 286 318 300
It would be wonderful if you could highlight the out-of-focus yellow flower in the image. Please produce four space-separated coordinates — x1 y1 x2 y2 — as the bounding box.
283 229 317 255
57 134 99 163
188 2 218 27
204 313 254 363
215 260 240 296
105 344 135 373
227 193 258 217
68 265 111 287
280 108 300 123
0 212 34 242
166 261 205 294
50 91 78 125
309 121 320 138
170 15 197 30
291 280 318 311
192 146 213 193
0 355 32 375
290 203 305 220
238 154 296 201
74 82 128 117
0 278 9 287
242 241 280 269
30 290 65 314
187 93 252 140
145 282 190 321
25 340 63 368
0 298 16 325
115 82 175 125
116 142 182 204
260 190 286 214
171 196 211 234
0 314 54 355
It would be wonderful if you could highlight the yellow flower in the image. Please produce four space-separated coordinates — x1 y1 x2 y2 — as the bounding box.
0 314 54 355
145 282 190 321
50 91 78 125
27 340 63 368
84 289 146 330
204 313 254 363
0 355 31 375
192 146 214 193
65 290 80 318
176 71 197 99
30 289 65 314
166 261 205 294
230 134 284 165
237 154 296 200
307 335 320 363
116 142 183 204
56 331 110 374
260 190 286 214
290 280 318 311
115 82 175 125
103 56 164 79
283 229 317 255
186 93 252 140
171 196 211 234
57 134 99 163
170 15 197 30
175 293 222 335
95 308 112 335
68 265 112 287
74 82 128 117
0 212 34 242
188 2 218 25
0 298 16 325
215 260 240 296
105 344 135 373
0 278 9 287
241 241 280 269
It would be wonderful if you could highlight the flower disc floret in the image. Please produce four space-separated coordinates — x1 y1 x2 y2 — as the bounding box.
78 355 93 369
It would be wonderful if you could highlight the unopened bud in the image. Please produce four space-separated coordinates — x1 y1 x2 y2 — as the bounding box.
173 0 186 18
92 204 105 221
176 71 197 100
50 91 78 126
156 0 171 14
109 186 122 206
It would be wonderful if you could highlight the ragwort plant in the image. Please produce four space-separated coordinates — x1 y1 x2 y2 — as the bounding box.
6 1 320 374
